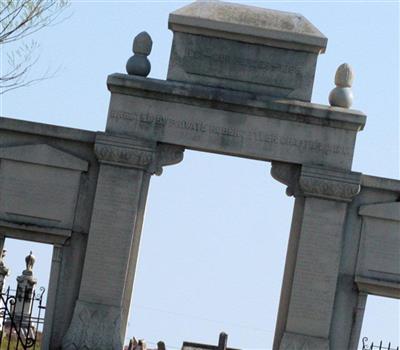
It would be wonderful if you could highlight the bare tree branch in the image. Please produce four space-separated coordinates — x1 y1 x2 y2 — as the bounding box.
0 0 69 93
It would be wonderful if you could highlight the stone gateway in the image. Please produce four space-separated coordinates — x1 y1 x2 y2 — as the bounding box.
0 2 398 349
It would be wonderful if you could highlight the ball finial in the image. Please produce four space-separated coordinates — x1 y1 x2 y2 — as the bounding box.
329 63 354 108
126 31 153 77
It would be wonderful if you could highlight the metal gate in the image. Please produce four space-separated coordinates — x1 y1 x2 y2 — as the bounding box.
362 337 399 350
0 251 46 350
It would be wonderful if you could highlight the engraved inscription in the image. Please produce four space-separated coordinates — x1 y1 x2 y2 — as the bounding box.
172 43 304 89
184 48 301 76
110 110 351 157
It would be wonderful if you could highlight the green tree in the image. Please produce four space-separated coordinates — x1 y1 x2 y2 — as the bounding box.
0 0 69 94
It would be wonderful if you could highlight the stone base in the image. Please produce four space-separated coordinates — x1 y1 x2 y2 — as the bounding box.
62 300 122 349
279 332 329 350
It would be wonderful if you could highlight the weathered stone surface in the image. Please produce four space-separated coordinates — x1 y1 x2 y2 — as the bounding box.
272 164 362 349
126 32 153 77
329 63 354 108
356 201 400 298
280 332 328 350
62 300 122 349
2 4 399 350
299 165 361 201
168 1 327 51
284 198 348 337
168 32 319 100
325 174 400 350
0 143 88 171
335 63 354 87
107 74 365 170
0 117 98 348
168 1 327 100
64 135 184 347
0 143 89 232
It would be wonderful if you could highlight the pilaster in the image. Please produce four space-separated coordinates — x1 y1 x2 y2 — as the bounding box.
62 135 184 350
271 162 361 350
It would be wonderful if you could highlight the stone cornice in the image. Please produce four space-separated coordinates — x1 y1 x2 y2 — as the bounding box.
0 116 96 143
271 162 361 202
107 74 366 132
95 134 184 175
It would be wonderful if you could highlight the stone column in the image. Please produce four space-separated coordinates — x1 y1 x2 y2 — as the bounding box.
14 252 37 337
271 162 361 350
62 135 183 350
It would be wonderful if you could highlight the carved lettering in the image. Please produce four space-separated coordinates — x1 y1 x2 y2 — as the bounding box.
184 48 301 76
109 110 351 157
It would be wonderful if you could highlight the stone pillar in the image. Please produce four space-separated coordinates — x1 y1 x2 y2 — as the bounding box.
271 162 361 350
14 252 37 336
62 135 184 350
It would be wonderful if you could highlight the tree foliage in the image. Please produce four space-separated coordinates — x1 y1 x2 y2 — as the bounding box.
0 0 69 94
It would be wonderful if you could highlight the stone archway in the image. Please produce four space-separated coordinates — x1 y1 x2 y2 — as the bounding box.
1 2 399 350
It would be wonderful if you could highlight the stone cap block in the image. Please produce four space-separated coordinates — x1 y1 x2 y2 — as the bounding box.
168 1 327 101
169 1 327 53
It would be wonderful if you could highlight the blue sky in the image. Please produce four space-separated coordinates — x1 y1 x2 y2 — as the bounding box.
1 1 399 349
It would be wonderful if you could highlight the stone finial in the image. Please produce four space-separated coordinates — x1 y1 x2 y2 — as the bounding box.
25 251 35 273
329 63 354 108
126 31 153 77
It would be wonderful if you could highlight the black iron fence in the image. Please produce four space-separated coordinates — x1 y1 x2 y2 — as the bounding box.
362 337 399 350
0 285 45 349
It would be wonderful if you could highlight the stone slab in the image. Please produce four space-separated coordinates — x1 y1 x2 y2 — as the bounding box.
168 1 326 100
0 159 81 229
0 143 88 171
107 74 366 170
356 202 400 298
168 1 327 52
359 201 400 221
168 32 318 100
0 220 71 245
361 174 400 192
0 116 96 143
